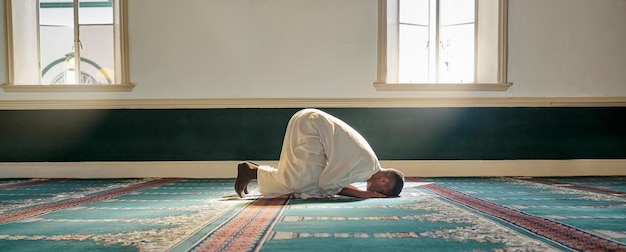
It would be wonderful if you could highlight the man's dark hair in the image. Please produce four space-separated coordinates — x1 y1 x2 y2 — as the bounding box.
386 169 405 197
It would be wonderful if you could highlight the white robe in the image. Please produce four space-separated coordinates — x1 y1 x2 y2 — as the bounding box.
257 109 381 199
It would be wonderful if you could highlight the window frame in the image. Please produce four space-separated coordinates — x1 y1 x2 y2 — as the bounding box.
375 0 511 92
1 0 134 92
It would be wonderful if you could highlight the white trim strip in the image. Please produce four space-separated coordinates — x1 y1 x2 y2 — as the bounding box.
0 160 624 179
1 84 136 92
373 83 513 92
0 97 625 110
381 160 626 177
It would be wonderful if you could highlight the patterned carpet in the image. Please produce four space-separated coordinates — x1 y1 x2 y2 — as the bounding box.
0 177 624 251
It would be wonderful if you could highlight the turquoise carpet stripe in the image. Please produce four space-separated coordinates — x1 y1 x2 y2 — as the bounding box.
0 240 137 252
0 221 172 236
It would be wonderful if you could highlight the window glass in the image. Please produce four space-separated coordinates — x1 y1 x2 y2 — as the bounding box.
399 25 429 83
439 0 475 82
399 0 429 25
439 0 475 25
39 4 75 84
396 0 475 83
439 23 475 83
6 0 128 88
378 0 510 88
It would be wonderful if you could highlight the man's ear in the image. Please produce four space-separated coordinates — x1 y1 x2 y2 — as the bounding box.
378 176 389 185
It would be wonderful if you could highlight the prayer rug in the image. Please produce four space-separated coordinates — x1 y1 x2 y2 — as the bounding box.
418 176 626 251
0 178 247 251
0 177 624 251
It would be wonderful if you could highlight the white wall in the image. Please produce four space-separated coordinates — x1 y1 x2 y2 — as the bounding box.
128 0 380 99
508 0 626 97
1 0 625 101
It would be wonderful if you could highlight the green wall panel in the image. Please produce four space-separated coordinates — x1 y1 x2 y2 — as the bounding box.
0 107 624 162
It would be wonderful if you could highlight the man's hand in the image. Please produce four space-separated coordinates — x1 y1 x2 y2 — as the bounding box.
338 185 387 198
362 190 387 198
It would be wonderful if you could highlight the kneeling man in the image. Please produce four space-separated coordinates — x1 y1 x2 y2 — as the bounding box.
235 109 404 199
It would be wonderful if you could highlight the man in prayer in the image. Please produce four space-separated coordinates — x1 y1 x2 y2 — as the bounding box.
235 109 404 199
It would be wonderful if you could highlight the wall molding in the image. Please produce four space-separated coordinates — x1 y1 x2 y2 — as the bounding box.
0 97 625 110
1 84 136 93
0 160 624 178
373 83 513 92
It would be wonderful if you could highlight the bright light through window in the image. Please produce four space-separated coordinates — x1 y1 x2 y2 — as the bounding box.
39 0 115 85
4 0 130 89
398 0 476 83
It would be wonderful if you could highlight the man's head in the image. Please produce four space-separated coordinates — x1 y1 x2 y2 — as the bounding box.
366 168 405 197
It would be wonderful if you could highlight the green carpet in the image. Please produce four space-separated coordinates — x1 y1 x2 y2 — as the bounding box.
0 177 624 251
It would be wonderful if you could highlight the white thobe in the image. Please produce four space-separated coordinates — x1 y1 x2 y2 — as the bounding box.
257 109 381 199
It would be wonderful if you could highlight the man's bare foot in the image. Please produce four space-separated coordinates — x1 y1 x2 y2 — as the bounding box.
234 162 258 198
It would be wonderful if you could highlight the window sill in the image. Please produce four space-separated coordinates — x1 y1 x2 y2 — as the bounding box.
1 83 136 93
373 83 512 92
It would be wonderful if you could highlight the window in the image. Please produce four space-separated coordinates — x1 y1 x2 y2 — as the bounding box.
375 0 511 91
2 0 133 92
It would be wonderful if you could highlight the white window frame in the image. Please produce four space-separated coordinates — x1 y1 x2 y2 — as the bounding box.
375 0 512 92
1 0 134 92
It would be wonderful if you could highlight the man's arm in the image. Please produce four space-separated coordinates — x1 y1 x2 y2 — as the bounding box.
338 185 387 198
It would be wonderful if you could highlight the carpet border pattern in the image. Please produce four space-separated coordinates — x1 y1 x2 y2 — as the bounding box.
187 196 291 252
411 178 626 251
517 177 626 195
0 179 66 190
0 178 181 224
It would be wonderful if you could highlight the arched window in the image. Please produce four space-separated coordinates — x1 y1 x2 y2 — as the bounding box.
3 0 132 92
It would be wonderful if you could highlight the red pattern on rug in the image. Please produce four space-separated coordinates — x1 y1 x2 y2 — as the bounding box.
0 179 66 190
410 178 626 251
517 177 626 195
190 196 290 252
0 178 181 224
